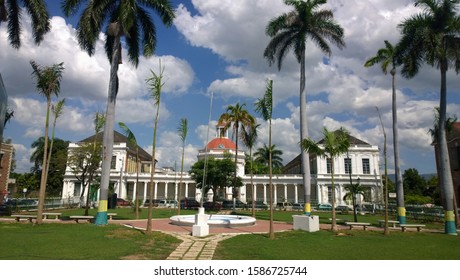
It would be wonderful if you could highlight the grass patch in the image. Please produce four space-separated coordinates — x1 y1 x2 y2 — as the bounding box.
13 207 199 220
0 223 180 260
213 230 460 260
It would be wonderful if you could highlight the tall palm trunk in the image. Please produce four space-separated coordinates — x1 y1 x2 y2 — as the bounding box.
36 97 51 224
300 49 312 215
439 61 456 235
391 69 406 224
147 104 160 233
178 145 185 215
268 118 274 239
95 34 121 225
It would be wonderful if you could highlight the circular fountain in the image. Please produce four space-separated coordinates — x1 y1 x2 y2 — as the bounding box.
170 214 256 228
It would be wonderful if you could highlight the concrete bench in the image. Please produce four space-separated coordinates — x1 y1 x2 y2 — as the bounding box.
329 218 347 224
400 224 426 232
107 213 117 220
345 222 371 230
377 220 400 228
43 213 62 220
69 215 94 223
11 214 37 223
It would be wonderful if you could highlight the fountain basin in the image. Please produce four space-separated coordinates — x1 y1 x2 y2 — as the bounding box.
170 214 256 228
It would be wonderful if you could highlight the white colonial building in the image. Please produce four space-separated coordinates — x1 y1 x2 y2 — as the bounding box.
61 127 383 208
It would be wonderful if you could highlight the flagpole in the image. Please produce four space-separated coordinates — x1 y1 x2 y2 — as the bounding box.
201 92 213 206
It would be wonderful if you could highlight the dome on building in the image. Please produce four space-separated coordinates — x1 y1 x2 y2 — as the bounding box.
205 137 236 150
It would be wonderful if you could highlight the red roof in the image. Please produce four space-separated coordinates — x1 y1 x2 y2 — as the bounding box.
206 137 236 150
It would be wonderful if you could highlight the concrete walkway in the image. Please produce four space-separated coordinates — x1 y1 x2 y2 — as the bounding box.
165 233 239 260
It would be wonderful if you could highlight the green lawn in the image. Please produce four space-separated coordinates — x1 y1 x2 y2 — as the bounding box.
213 230 460 260
0 223 180 260
1 208 457 260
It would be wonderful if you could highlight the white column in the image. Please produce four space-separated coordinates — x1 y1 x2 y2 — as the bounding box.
294 184 298 203
185 183 189 198
253 184 257 201
263 184 267 204
274 184 277 204
318 184 323 204
132 181 137 202
164 182 169 199
143 181 147 201
174 182 178 201
284 183 288 202
154 182 158 199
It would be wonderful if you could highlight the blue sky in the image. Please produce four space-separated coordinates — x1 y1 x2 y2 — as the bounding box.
1 0 459 175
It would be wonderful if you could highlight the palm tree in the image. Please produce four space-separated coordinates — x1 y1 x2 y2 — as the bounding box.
0 107 14 151
4 107 13 126
218 103 255 206
398 0 460 235
254 144 284 173
241 123 259 217
146 63 164 234
364 40 406 224
264 0 345 215
61 0 175 226
255 79 275 239
343 181 366 222
177 118 188 215
30 60 64 224
118 121 140 219
301 127 350 231
0 0 50 49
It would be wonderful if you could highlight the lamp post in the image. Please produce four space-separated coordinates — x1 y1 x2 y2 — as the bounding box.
23 188 27 199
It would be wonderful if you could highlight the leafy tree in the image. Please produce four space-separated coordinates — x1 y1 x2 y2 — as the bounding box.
403 168 427 196
12 172 40 196
365 40 406 224
426 175 441 205
0 0 50 49
218 103 255 203
398 0 460 235
30 60 64 223
264 0 345 215
67 141 102 215
62 0 175 226
189 154 240 203
177 118 188 215
301 127 350 232
146 63 164 234
255 79 275 239
241 123 259 217
29 137 68 196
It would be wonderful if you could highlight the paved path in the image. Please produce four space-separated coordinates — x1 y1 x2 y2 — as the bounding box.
165 233 238 260
111 218 295 260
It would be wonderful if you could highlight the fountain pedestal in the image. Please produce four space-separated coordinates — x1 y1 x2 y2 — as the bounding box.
192 207 209 237
293 215 319 232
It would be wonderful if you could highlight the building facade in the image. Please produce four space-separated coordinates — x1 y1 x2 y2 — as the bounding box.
61 128 382 208
283 133 382 206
